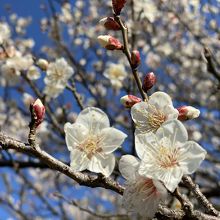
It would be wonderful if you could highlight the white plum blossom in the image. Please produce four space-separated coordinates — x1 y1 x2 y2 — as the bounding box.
0 51 33 86
136 119 206 192
0 22 11 44
131 91 178 134
44 58 74 99
104 63 127 89
2 51 33 73
59 3 73 23
64 107 127 177
119 155 168 218
27 65 41 80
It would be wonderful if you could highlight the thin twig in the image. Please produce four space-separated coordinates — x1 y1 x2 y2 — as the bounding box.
66 83 84 110
114 15 148 101
182 175 219 217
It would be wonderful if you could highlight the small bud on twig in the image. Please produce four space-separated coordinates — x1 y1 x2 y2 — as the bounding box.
97 35 123 50
28 99 45 146
32 99 45 126
36 58 48 71
99 17 121 31
142 72 157 93
112 0 127 15
131 50 141 68
120 95 141 108
177 106 200 121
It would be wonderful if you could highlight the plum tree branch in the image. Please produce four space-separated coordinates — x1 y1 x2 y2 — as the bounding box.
0 132 124 195
114 15 148 101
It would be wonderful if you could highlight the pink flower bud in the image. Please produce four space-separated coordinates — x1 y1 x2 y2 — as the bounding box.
177 106 200 121
131 50 141 68
120 95 142 108
32 99 45 126
97 35 123 50
112 0 127 15
142 72 157 93
99 17 121 31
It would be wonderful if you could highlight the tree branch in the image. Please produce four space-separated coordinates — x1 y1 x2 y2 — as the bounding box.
0 132 124 195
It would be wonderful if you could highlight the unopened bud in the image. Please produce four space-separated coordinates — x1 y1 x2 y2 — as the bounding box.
36 58 48 71
131 50 141 68
142 72 157 92
32 99 45 126
177 106 200 121
120 95 141 108
112 0 127 15
99 17 120 31
98 35 123 50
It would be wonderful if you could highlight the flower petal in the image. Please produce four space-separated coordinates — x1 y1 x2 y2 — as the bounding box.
70 149 90 171
131 102 148 124
155 168 183 192
88 154 115 177
123 177 167 218
163 105 179 120
148 91 172 109
100 127 127 154
156 119 188 143
64 122 89 151
179 141 206 174
119 155 140 181
135 133 157 160
76 107 110 134
139 159 183 192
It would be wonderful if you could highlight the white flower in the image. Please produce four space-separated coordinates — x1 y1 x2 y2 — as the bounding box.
27 66 41 80
44 84 65 99
131 91 178 134
45 58 74 84
119 155 168 218
64 107 127 177
60 3 73 23
44 58 74 99
136 119 206 192
3 52 33 72
0 22 11 44
104 63 127 89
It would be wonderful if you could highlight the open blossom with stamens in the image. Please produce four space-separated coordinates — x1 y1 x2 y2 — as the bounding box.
44 58 74 99
136 119 206 192
119 155 168 218
64 107 127 177
104 63 127 89
131 91 178 134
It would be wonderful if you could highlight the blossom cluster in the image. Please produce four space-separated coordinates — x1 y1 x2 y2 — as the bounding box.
62 0 208 218
119 91 206 218
64 91 206 218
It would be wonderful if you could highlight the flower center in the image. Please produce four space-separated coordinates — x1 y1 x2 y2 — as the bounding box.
146 105 166 132
78 135 102 159
158 146 179 169
135 177 158 198
111 68 123 78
